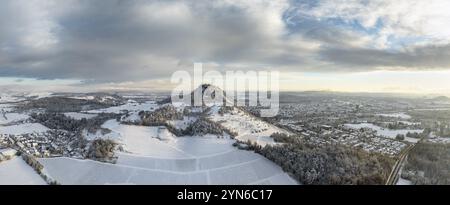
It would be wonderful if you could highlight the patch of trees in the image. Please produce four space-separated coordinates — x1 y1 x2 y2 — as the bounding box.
139 105 183 126
437 122 450 138
183 117 236 137
395 134 405 141
22 154 59 185
271 132 294 143
387 122 416 130
133 105 186 136
69 132 89 151
232 141 251 150
31 112 119 133
22 154 44 174
218 106 234 115
402 142 450 185
251 133 395 185
405 132 424 139
87 139 117 163
19 97 117 112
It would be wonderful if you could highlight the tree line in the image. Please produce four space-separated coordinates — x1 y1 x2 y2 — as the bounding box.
250 133 395 185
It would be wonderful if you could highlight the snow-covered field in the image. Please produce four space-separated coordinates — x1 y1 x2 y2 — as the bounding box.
39 149 296 185
168 116 197 130
0 95 24 103
0 123 49 135
102 120 184 157
64 112 97 120
209 107 290 146
427 135 450 144
68 96 95 100
376 113 412 119
39 119 297 185
0 157 46 185
0 103 14 112
397 177 412 185
87 101 158 114
344 123 423 143
0 113 29 125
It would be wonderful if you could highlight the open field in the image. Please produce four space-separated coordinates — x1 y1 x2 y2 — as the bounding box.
0 157 46 185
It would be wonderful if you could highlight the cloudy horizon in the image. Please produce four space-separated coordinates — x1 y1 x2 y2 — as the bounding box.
1 0 450 95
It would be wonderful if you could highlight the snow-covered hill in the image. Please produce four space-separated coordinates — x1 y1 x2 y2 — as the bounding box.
1 87 296 185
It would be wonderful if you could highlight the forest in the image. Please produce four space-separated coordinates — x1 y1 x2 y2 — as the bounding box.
402 142 450 185
18 97 121 112
251 133 395 185
30 112 119 133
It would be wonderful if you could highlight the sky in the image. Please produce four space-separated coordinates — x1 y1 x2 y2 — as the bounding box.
1 0 450 94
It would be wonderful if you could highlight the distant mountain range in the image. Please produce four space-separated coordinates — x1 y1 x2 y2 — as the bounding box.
431 96 450 101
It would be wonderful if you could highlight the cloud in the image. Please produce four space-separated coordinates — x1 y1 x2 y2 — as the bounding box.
2 0 308 82
289 0 450 42
1 0 450 85
319 44 450 70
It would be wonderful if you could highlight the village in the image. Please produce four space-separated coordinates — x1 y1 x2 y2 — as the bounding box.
0 130 85 159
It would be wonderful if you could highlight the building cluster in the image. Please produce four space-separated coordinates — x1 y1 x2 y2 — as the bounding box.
276 98 412 156
0 130 85 159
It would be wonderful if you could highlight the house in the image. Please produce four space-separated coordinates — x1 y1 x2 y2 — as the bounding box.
0 148 17 159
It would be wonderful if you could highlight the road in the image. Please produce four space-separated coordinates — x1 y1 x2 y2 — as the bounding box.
385 143 416 185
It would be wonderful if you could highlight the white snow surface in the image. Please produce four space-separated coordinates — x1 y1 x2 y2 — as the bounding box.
376 113 412 119
209 106 290 146
64 112 97 120
101 120 181 157
344 123 423 143
167 116 197 130
67 96 95 100
397 178 412 185
0 104 14 112
0 123 49 135
39 119 297 185
0 157 46 185
0 95 24 103
87 101 158 114
0 113 29 125
39 149 297 185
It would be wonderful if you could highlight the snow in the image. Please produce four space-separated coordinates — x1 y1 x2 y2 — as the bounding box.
209 107 290 146
0 157 46 185
68 96 95 100
26 92 52 99
344 123 423 143
0 148 17 157
427 134 450 144
413 108 450 111
38 149 297 185
376 113 412 119
397 178 412 185
64 112 97 120
102 120 183 157
168 137 234 158
121 112 141 123
397 121 421 126
0 95 24 103
0 123 49 135
0 112 29 125
167 116 197 130
39 121 297 185
83 128 121 141
88 101 158 114
0 103 14 112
